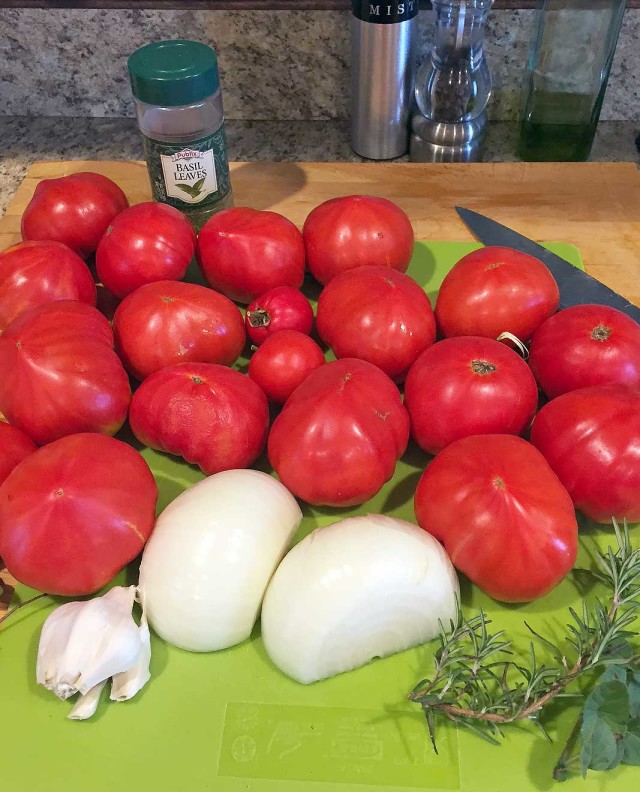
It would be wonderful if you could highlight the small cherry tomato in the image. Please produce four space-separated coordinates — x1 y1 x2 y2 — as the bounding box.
248 330 325 405
245 286 314 346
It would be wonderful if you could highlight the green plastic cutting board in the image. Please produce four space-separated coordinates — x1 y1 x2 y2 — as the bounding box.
2 241 637 792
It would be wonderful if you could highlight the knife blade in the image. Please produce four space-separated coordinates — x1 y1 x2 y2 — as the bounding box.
455 206 640 323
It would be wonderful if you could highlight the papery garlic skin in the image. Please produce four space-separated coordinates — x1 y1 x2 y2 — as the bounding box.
36 585 151 719
68 681 106 721
110 616 151 702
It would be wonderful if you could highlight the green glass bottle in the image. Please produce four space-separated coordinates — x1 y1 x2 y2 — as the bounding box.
518 0 625 162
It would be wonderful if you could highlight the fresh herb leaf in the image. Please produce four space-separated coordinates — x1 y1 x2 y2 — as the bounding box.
582 679 630 735
629 673 640 717
601 665 628 684
581 718 618 775
622 717 640 765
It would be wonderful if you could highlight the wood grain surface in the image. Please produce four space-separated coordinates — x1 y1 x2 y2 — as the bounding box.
1 158 640 620
2 159 640 302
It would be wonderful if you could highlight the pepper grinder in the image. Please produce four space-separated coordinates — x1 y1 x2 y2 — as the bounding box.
411 0 493 162
350 0 418 160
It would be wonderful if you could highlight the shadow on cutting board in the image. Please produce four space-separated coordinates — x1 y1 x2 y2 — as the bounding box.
230 162 308 212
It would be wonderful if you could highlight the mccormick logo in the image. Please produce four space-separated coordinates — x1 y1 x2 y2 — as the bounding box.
171 149 203 162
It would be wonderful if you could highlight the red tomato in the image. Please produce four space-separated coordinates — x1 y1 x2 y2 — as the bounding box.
0 433 158 596
0 423 36 486
0 240 96 331
303 195 414 286
414 434 578 602
529 304 640 398
113 280 245 381
268 358 409 506
530 385 640 523
96 202 196 298
197 208 305 304
129 362 269 475
245 286 314 345
0 301 131 445
316 265 436 382
435 246 559 341
248 330 325 404
405 337 538 454
21 172 128 258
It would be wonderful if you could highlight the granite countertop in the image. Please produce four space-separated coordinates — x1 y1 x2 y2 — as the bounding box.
1 116 639 218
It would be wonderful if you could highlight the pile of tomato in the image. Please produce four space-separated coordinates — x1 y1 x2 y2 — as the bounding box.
1 171 640 606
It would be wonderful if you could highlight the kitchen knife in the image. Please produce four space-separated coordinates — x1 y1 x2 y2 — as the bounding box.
455 206 640 323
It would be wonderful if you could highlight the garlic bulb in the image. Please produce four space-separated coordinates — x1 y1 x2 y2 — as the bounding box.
36 585 151 720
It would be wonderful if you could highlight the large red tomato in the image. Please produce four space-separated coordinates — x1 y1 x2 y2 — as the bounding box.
529 304 640 398
530 385 640 523
435 246 559 341
129 362 269 475
0 433 158 596
405 336 539 454
303 195 414 285
0 240 96 331
248 330 326 404
0 423 36 486
113 280 245 381
197 208 305 304
268 358 409 506
21 172 128 258
0 301 131 445
245 286 314 346
414 434 578 602
96 202 196 298
316 266 436 382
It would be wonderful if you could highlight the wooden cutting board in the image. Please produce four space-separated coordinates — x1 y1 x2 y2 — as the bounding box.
1 160 640 304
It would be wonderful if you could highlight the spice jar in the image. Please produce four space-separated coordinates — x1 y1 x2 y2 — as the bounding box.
128 40 233 230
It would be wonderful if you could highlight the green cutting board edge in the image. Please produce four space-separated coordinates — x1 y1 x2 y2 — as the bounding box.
2 241 636 792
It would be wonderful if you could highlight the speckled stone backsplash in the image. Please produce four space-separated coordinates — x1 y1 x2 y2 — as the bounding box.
1 7 638 122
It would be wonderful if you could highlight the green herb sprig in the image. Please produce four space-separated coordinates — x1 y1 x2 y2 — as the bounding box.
409 518 640 780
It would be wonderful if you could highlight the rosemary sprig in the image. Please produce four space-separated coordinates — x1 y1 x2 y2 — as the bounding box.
409 518 640 777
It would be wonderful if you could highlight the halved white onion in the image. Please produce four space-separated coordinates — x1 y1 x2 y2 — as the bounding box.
261 514 459 683
139 469 302 652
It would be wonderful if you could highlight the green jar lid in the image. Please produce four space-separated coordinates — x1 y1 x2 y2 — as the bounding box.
128 40 219 107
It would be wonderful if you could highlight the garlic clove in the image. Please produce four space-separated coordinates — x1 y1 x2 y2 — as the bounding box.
67 681 106 721
37 601 87 699
110 616 151 702
72 587 142 695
